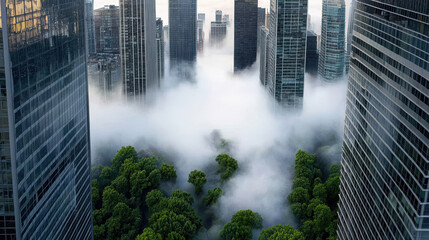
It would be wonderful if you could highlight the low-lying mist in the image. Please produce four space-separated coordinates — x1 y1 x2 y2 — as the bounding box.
88 31 347 234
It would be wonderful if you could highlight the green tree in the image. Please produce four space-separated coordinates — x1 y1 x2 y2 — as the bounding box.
102 186 126 214
149 210 197 239
160 164 177 180
203 187 223 206
130 170 149 198
105 203 141 240
292 177 311 191
313 183 327 203
119 158 138 180
215 154 239 180
100 166 115 187
148 169 162 188
325 175 340 206
171 190 194 206
112 146 138 174
188 170 207 194
138 157 157 173
93 224 106 240
146 189 167 212
313 204 332 235
136 228 162 240
220 222 252 240
230 210 263 229
111 175 129 195
288 187 310 204
92 165 104 179
167 232 186 240
291 203 308 221
92 184 100 209
259 224 305 240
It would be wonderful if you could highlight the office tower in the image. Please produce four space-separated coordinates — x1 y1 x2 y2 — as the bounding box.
259 26 269 86
266 0 308 109
0 0 92 239
216 10 223 22
169 0 197 69
258 8 266 26
337 1 429 240
210 22 228 46
318 0 346 81
94 5 121 54
306 30 319 76
198 13 206 24
345 0 356 74
88 55 122 99
120 0 158 103
265 13 270 28
223 14 231 26
156 18 165 83
234 0 258 72
307 14 312 30
86 0 96 55
197 20 205 52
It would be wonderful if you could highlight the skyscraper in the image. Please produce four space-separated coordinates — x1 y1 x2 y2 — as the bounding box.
266 0 308 109
210 22 228 47
94 5 121 54
345 0 356 74
120 0 158 103
0 0 93 239
216 10 223 22
198 13 206 24
223 14 231 26
258 8 266 26
234 0 258 72
197 19 205 52
86 0 96 55
337 1 429 239
259 26 269 86
156 18 165 83
318 0 346 81
306 30 319 76
169 0 197 69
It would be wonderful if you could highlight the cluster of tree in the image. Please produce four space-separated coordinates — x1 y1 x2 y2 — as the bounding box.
136 189 203 239
91 146 177 240
216 154 239 180
288 150 341 240
220 210 263 240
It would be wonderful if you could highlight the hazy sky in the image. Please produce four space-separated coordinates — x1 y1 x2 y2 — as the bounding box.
92 0 353 35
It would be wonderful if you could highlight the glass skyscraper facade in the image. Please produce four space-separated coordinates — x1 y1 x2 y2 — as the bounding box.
156 18 165 84
0 0 93 239
120 0 158 103
345 0 356 74
169 0 197 69
306 30 319 76
86 0 96 55
337 0 429 239
234 0 258 72
94 5 120 54
266 0 308 109
318 0 346 81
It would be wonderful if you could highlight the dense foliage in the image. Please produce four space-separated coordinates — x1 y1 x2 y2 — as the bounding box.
287 150 341 240
259 224 305 240
216 154 239 180
188 170 207 194
203 187 223 206
220 210 263 240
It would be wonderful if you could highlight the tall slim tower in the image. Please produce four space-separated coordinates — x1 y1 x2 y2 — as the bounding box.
306 30 319 76
266 0 308 109
0 0 93 239
318 0 346 81
86 0 96 55
120 0 158 103
345 0 356 74
234 0 258 72
169 0 197 69
216 10 223 22
156 18 165 83
94 5 121 54
337 0 429 239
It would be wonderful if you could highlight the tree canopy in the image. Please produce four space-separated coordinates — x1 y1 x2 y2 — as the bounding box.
188 170 207 194
220 210 263 240
215 154 239 180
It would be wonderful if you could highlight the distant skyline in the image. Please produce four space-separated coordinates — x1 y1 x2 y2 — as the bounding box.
93 0 341 35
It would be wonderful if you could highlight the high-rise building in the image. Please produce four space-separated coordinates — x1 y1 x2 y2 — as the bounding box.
86 0 96 55
198 13 206 24
223 14 231 26
88 55 122 99
266 0 308 109
306 30 319 76
259 26 269 86
0 0 93 239
265 13 270 28
234 0 258 72
197 19 205 52
120 0 158 103
337 1 429 239
210 22 228 47
345 0 356 74
318 0 346 81
94 5 121 54
258 8 266 26
169 0 197 69
216 10 223 22
156 18 165 83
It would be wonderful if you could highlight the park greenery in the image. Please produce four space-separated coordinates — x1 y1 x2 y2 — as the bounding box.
91 146 340 240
